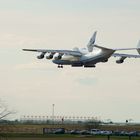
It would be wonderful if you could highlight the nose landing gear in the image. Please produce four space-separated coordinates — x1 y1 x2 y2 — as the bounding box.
58 65 63 68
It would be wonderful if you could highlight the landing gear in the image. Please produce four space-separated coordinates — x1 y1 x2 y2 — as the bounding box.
84 65 96 68
58 65 63 68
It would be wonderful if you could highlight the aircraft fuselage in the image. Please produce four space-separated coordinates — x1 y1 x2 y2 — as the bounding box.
52 48 115 67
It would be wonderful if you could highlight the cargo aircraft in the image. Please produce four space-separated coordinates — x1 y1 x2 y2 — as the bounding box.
23 31 140 68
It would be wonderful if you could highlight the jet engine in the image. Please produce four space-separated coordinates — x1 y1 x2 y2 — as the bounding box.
46 53 53 59
116 57 126 64
37 53 45 59
54 53 63 60
116 59 124 64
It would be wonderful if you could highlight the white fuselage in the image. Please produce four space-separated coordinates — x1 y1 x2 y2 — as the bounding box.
52 47 114 66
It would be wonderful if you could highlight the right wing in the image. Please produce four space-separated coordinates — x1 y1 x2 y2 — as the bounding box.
23 49 82 57
114 40 140 53
112 53 140 64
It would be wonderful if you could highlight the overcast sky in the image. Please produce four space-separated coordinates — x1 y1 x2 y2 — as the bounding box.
0 0 140 122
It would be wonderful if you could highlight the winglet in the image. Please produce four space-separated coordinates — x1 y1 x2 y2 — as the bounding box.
137 40 140 54
87 31 97 52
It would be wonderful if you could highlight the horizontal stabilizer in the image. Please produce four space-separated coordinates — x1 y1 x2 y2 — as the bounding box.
94 45 114 51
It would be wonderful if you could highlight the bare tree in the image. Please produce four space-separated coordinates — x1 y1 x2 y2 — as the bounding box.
0 100 15 120
0 100 16 139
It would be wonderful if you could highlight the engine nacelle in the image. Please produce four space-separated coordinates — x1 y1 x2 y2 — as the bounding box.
116 57 126 64
54 53 63 60
37 53 45 59
46 53 53 59
116 59 124 64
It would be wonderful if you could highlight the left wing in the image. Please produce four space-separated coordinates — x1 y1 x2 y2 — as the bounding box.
23 49 82 57
112 53 140 58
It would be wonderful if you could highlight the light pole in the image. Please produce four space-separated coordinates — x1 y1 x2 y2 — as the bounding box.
52 104 55 124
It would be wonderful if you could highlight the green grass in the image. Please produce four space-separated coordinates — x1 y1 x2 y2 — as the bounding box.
0 133 140 139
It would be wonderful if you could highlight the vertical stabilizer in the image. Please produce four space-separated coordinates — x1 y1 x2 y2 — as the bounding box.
87 31 97 52
137 40 140 54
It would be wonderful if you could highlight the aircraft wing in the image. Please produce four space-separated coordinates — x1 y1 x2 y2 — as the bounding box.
112 53 140 58
114 48 138 51
23 49 82 57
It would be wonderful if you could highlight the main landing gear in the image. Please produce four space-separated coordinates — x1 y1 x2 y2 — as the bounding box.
58 65 63 68
84 65 96 68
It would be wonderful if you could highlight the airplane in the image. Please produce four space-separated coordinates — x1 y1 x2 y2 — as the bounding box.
23 31 140 68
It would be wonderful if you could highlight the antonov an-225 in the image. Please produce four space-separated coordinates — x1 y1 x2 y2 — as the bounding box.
23 31 140 68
